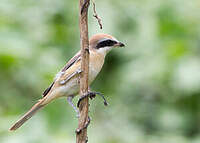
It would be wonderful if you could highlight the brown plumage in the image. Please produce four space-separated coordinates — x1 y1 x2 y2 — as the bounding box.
10 33 124 131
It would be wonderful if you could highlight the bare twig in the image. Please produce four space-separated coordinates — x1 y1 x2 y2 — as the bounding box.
92 0 103 29
76 0 90 143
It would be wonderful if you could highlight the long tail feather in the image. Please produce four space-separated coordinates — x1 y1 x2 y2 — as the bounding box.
10 98 46 131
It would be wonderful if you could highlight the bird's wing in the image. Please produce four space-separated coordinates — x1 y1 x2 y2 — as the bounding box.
42 51 81 97
42 82 55 97
61 51 81 72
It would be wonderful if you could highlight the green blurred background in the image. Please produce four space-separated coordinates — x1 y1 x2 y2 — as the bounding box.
0 0 200 142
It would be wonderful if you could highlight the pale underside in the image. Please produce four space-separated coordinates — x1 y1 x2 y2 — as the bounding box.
41 50 105 105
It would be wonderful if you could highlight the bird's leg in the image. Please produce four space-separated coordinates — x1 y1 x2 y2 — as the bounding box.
77 89 108 107
67 96 80 118
76 116 91 134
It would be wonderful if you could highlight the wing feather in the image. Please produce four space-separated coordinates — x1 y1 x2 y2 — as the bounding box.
61 51 81 72
42 51 81 97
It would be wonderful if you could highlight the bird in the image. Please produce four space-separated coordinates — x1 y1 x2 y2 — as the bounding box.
9 33 125 131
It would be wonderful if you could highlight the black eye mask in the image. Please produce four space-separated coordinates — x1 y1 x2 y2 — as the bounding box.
96 39 118 49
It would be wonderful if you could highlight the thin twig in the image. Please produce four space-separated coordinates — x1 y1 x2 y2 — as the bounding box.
92 0 103 29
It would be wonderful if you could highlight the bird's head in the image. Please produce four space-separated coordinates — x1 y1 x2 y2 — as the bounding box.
89 33 125 55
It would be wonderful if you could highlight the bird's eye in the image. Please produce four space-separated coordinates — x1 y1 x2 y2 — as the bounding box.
96 39 117 49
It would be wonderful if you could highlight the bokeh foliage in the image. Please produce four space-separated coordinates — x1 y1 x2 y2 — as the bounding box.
0 0 200 143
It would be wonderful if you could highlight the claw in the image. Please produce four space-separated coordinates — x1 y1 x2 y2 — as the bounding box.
77 91 108 107
77 93 89 108
91 91 108 106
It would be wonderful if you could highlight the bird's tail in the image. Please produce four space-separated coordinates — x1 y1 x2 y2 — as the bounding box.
9 97 47 131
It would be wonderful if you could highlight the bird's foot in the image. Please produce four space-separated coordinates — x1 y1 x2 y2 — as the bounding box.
76 116 91 134
77 91 108 108
67 96 80 118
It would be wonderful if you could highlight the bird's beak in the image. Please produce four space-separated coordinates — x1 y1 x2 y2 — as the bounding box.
115 42 125 47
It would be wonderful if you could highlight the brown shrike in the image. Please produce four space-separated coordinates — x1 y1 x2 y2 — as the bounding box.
10 33 125 131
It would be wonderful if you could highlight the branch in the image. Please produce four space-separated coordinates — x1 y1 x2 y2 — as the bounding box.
92 0 103 29
76 0 90 143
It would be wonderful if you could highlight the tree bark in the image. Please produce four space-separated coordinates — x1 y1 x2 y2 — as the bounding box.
76 0 90 143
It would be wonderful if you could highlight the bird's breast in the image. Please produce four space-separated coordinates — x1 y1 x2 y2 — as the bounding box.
88 51 105 83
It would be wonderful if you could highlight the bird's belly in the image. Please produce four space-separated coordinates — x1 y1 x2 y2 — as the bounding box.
60 67 99 96
88 65 100 84
61 79 79 96
60 67 98 96
49 78 79 100
46 63 102 103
